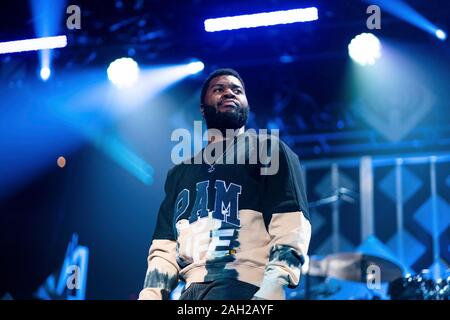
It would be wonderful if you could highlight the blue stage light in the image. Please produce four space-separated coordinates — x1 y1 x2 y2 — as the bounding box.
40 66 51 81
363 0 447 42
435 29 447 41
348 33 382 66
107 57 140 88
186 61 204 75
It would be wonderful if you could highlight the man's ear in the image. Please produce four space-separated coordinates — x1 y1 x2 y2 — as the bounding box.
200 104 205 116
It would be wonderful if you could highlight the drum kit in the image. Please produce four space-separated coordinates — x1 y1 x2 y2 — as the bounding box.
289 252 450 300
388 270 450 300
295 188 450 300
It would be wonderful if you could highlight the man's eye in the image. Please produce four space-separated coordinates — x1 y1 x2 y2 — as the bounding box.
214 88 223 92
234 89 242 94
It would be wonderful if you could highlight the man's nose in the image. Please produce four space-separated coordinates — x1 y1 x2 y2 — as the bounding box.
222 89 236 99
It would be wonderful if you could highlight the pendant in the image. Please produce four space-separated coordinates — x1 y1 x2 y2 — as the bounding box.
208 165 215 173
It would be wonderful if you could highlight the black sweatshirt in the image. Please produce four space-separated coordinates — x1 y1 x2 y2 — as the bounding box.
139 132 311 300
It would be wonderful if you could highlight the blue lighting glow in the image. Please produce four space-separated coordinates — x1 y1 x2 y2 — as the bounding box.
30 0 66 82
364 0 446 41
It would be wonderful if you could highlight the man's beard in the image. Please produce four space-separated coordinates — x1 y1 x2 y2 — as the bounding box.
203 103 249 134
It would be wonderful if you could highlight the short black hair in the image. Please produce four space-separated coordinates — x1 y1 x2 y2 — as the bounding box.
200 68 245 104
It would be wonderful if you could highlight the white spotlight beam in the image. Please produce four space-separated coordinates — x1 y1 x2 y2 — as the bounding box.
348 33 382 66
435 29 447 41
204 7 318 32
107 57 140 89
0 35 67 55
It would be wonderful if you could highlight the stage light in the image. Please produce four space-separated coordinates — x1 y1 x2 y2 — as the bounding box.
204 7 318 32
0 35 67 55
107 57 140 88
57 156 66 168
362 0 446 42
348 33 382 66
186 61 204 75
40 66 51 81
435 29 447 41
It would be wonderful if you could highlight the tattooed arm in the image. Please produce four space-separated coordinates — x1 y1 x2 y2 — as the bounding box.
138 240 180 300
253 138 311 300
252 212 311 300
139 168 180 300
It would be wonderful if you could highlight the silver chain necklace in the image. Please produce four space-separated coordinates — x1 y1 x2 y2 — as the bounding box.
204 137 236 173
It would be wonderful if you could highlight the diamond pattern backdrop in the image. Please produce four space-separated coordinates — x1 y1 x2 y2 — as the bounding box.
306 159 450 276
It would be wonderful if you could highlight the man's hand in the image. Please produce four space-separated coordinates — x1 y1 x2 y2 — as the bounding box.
253 267 288 300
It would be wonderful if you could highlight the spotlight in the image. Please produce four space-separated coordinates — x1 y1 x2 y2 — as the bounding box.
348 33 382 66
435 29 447 41
107 57 140 88
0 35 67 55
40 66 51 81
204 7 318 32
187 61 204 75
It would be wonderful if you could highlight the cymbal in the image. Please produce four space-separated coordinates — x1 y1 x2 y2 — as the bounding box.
305 253 403 283
322 252 403 283
306 255 328 278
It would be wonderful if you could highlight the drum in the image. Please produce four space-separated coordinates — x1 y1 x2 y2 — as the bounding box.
388 270 450 300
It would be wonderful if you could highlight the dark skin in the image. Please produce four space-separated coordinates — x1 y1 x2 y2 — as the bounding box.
201 75 249 118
